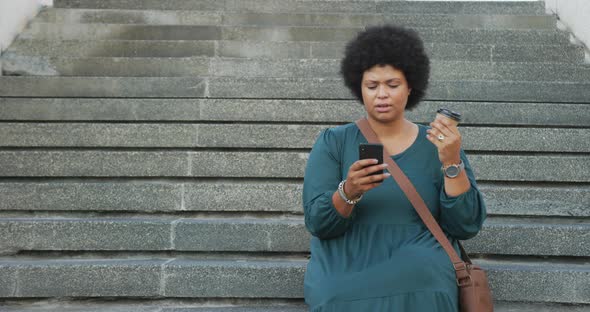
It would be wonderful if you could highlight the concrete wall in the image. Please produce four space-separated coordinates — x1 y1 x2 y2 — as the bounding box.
545 0 590 61
0 0 52 52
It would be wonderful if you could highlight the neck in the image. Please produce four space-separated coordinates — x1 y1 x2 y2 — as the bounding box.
366 116 412 140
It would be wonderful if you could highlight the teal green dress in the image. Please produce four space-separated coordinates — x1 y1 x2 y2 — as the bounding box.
302 123 486 312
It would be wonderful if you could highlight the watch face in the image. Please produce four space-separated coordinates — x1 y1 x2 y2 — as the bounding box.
445 165 460 177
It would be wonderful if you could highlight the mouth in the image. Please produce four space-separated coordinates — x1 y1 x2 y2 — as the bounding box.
375 103 392 113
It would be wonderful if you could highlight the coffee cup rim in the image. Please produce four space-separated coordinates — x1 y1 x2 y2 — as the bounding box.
436 108 461 122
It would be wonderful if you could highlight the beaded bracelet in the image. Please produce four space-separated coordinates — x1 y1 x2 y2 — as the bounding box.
337 180 362 205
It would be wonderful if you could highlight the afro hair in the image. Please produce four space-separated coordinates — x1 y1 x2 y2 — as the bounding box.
340 25 430 111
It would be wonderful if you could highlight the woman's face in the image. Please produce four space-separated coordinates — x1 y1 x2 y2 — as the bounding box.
361 64 411 124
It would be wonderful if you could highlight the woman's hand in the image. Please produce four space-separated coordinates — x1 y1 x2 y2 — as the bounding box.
426 117 471 196
426 118 462 165
343 159 390 200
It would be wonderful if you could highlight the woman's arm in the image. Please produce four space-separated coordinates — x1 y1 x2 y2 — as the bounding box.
439 150 487 240
303 128 354 239
303 127 390 239
426 117 486 240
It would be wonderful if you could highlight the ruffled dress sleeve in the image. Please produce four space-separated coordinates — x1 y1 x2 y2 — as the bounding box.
439 149 487 240
303 128 357 240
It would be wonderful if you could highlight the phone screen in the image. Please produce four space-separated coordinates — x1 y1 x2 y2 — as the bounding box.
358 143 384 175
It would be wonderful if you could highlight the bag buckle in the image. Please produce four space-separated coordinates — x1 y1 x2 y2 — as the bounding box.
453 262 473 287
457 275 473 287
453 261 467 271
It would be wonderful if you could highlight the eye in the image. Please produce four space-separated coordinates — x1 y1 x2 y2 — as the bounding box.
389 85 399 89
367 85 377 90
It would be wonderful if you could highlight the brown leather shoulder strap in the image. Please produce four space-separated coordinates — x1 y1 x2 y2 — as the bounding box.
355 118 471 280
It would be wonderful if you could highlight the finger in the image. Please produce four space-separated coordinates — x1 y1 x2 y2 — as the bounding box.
347 163 384 186
357 171 390 185
426 128 447 144
438 117 459 132
360 163 388 177
426 133 443 148
433 118 459 136
351 158 380 171
350 162 386 181
429 121 453 138
360 182 384 193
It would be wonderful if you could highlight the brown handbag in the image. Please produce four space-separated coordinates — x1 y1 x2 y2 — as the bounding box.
356 118 494 312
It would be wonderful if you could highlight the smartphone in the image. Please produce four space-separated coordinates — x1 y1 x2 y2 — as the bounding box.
359 143 384 176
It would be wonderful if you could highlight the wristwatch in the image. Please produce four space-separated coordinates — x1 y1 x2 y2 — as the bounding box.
442 160 464 178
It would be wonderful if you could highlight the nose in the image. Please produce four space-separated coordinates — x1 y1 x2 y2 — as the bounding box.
377 85 388 98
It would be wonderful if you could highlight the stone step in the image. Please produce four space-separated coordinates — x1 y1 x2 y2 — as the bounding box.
18 23 569 45
0 217 588 257
2 55 212 77
52 0 546 15
303 41 584 64
0 99 587 128
464 218 590 257
7 40 584 63
4 56 590 82
1 77 589 103
0 301 588 312
0 151 587 182
0 257 587 304
0 77 209 98
482 259 590 304
0 123 587 153
0 303 308 312
209 59 590 82
0 182 587 218
0 257 307 298
7 39 217 58
37 9 556 29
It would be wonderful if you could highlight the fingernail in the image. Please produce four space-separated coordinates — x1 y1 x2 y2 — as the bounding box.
384 173 391 176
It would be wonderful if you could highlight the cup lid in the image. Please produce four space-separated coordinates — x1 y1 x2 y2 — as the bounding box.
436 108 462 122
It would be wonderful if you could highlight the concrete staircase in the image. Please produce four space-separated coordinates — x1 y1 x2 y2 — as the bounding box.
0 0 589 311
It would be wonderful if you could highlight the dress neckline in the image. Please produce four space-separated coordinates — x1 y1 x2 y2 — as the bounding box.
356 122 424 161
390 124 424 160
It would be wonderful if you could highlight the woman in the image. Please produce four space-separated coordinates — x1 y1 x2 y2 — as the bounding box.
302 25 487 311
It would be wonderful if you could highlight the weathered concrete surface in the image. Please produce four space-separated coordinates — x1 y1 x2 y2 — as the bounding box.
0 151 587 182
37 9 556 29
1 123 586 153
7 40 584 63
2 182 587 218
0 258 588 303
163 259 306 298
0 301 589 312
19 23 568 45
53 0 545 15
0 217 587 257
0 218 172 251
5 56 590 81
2 77 589 103
0 259 163 297
0 99 587 127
